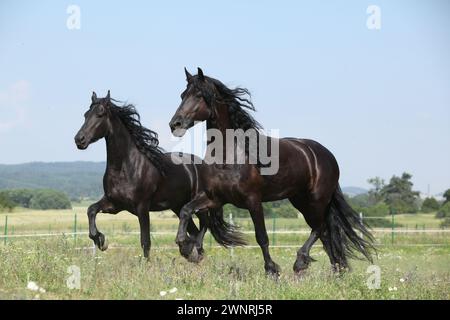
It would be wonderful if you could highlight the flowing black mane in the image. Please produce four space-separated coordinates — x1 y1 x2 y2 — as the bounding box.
109 99 166 174
190 76 262 131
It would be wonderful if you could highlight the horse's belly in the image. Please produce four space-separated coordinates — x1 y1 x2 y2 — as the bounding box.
261 171 308 201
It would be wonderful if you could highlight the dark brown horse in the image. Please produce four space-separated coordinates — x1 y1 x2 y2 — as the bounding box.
169 68 374 275
74 91 244 259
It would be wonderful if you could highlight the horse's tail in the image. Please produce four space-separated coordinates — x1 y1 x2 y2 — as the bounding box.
208 209 247 247
324 185 376 267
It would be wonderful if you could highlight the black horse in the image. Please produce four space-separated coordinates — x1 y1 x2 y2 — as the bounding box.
169 68 375 275
74 91 244 259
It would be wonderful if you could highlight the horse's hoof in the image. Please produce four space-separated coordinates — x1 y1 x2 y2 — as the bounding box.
175 234 187 246
293 253 315 273
196 252 205 262
331 264 349 275
179 240 195 259
294 269 308 278
265 262 281 278
98 233 108 251
187 246 201 263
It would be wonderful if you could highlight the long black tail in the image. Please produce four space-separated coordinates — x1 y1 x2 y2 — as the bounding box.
324 186 376 267
208 208 247 248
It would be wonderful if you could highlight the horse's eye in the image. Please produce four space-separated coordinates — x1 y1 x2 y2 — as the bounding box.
96 105 105 117
195 92 202 98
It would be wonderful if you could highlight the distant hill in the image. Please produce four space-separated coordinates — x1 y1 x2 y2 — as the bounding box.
0 162 105 200
341 186 368 197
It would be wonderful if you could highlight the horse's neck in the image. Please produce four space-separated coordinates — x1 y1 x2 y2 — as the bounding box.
205 102 260 164
206 103 230 163
105 118 139 171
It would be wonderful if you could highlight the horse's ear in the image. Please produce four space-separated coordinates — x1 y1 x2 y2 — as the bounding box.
91 91 97 102
184 67 193 82
197 67 205 82
105 90 111 101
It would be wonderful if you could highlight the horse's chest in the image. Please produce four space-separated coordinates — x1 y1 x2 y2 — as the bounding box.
104 171 137 204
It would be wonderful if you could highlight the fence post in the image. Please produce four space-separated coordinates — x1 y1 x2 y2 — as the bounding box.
73 213 77 244
272 212 276 246
391 209 395 245
3 215 8 245
229 213 234 258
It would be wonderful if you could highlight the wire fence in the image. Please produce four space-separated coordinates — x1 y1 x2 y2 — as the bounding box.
1 212 449 247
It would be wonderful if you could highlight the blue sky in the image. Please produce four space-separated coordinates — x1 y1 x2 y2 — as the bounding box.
0 0 449 194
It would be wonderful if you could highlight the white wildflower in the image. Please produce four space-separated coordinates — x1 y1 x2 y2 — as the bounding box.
27 281 39 291
400 278 405 283
169 287 178 294
388 286 398 291
159 291 167 296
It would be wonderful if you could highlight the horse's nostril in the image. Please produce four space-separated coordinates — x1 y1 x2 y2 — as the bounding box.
75 135 86 145
170 121 181 131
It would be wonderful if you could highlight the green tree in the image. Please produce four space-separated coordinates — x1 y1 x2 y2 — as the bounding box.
381 172 420 214
4 189 35 208
443 189 450 204
0 192 15 212
421 197 440 213
29 189 72 210
367 177 385 204
0 189 72 210
436 202 450 219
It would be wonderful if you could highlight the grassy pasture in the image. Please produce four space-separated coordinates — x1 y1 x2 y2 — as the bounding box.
0 208 449 299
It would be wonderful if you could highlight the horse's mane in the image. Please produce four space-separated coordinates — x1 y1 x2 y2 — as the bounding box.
109 99 166 174
190 75 262 131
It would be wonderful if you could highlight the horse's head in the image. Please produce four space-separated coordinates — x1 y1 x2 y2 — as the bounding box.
75 91 112 149
169 67 215 137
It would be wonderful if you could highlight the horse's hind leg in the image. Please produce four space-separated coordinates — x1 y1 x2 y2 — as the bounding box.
293 230 320 273
192 210 209 261
289 196 324 273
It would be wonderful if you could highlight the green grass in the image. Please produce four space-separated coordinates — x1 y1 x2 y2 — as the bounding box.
0 207 449 299
0 237 448 300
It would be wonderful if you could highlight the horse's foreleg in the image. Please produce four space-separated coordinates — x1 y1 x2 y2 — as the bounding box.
176 193 213 261
137 206 151 259
87 197 115 251
247 196 281 276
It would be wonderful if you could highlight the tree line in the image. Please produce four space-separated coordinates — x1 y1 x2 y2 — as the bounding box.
225 172 450 227
0 189 72 212
347 173 450 227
